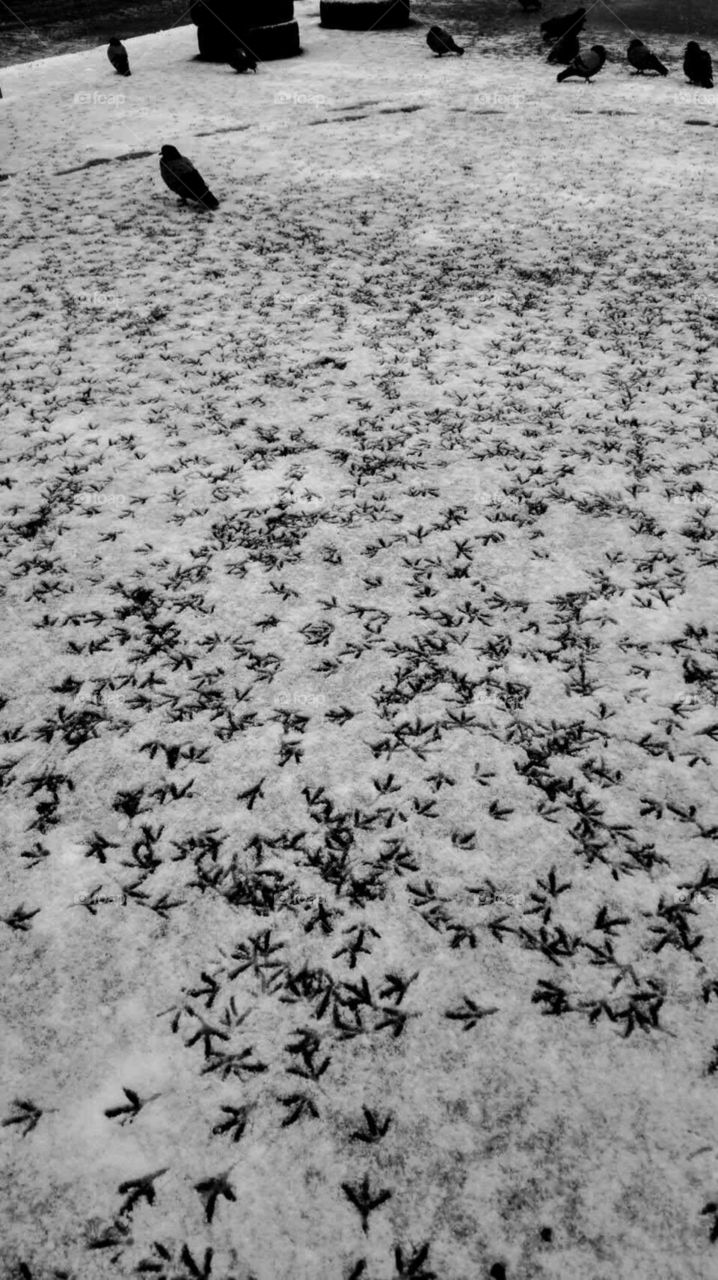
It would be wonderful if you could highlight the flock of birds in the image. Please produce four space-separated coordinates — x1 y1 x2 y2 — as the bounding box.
426 7 714 89
107 33 258 76
102 9 715 214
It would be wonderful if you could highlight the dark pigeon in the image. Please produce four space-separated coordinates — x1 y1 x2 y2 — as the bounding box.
518 0 541 10
541 7 586 44
107 37 131 77
684 41 713 88
427 26 465 56
159 145 219 210
556 44 607 83
227 47 257 73
627 39 668 76
547 31 580 64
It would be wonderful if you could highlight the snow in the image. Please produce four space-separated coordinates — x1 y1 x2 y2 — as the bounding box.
2 9 718 1280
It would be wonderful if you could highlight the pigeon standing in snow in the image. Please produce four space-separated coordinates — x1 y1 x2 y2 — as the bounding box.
547 31 580 64
427 26 465 57
227 47 257 73
159 146 219 210
684 41 713 88
518 0 541 10
107 37 131 76
556 45 607 83
541 7 586 45
627 39 668 75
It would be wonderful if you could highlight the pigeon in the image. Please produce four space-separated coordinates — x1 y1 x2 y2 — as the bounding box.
518 0 541 10
159 146 219 210
547 31 580 64
627 39 668 75
107 37 131 76
227 47 257 73
427 26 464 57
556 44 607 82
541 7 586 45
684 41 713 88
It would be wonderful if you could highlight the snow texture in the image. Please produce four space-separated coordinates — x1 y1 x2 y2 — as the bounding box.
2 10 718 1280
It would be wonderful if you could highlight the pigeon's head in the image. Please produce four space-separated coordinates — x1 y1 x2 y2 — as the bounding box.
109 36 122 45
627 38 642 48
592 45 607 58
160 145 181 160
686 40 700 52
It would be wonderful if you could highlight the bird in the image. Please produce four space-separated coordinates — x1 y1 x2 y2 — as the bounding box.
627 38 668 75
159 146 219 210
107 37 131 76
556 44 607 83
227 47 257 73
684 41 713 88
518 0 541 10
541 7 586 45
427 26 464 56
547 31 580 64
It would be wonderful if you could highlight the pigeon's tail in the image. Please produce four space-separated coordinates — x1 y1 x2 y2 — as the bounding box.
651 56 669 76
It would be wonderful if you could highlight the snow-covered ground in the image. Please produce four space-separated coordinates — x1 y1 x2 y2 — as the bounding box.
2 11 718 1279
